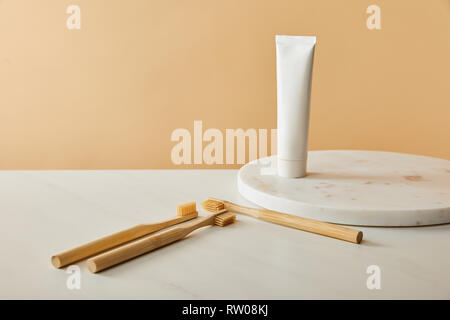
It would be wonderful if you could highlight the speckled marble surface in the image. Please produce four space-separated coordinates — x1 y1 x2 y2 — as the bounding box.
0 169 449 299
238 151 450 226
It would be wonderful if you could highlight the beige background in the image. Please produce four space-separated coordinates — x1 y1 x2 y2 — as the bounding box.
0 0 448 169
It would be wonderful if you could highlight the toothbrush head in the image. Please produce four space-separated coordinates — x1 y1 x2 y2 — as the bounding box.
177 202 197 216
214 212 236 227
201 198 225 213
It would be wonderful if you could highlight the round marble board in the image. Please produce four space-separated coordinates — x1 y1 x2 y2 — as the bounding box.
237 150 450 226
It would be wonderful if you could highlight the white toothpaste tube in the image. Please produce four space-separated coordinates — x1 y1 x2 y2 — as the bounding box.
276 35 316 178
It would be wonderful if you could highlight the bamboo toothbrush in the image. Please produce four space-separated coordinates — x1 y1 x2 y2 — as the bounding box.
86 209 235 273
202 198 363 244
51 202 198 268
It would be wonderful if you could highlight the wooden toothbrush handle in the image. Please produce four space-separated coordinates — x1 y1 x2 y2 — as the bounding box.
51 213 197 268
230 204 363 244
86 216 214 273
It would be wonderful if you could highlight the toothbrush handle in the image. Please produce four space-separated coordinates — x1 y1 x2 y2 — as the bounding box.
86 215 214 273
226 202 363 244
51 213 198 268
258 210 363 243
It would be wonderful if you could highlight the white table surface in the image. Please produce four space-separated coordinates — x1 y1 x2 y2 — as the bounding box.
0 170 449 299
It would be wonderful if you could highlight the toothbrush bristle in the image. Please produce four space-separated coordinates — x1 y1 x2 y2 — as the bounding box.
214 212 236 227
201 198 225 212
177 202 197 216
